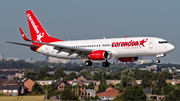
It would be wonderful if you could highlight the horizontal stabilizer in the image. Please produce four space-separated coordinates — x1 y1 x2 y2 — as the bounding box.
5 41 39 48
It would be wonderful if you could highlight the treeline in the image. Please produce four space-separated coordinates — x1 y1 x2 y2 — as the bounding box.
1 60 180 72
27 66 180 100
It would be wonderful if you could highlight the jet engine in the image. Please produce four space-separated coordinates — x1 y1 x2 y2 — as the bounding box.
119 57 138 62
89 50 109 60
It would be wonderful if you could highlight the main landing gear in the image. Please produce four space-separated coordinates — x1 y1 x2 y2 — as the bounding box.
85 60 92 66
102 60 110 67
85 60 110 67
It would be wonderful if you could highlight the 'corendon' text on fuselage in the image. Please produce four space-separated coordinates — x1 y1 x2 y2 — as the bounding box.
111 39 148 47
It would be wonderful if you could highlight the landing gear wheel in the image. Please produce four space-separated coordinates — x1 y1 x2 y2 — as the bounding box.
85 61 92 66
156 59 160 63
102 62 110 67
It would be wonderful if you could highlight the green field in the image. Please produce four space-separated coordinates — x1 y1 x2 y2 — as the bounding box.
0 96 52 101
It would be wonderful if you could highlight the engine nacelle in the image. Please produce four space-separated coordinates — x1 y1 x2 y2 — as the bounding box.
119 57 138 62
89 50 109 60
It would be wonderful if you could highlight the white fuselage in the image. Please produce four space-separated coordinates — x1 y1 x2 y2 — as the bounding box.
36 37 174 60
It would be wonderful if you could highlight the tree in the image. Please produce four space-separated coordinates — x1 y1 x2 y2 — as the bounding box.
161 82 174 95
67 71 77 80
122 84 147 101
134 68 152 80
151 73 166 95
53 67 66 80
61 85 78 100
88 82 95 89
32 82 43 94
38 68 47 80
114 93 123 101
120 68 136 88
165 89 180 100
110 71 121 80
77 69 92 79
141 77 151 88
43 85 51 100
97 84 108 93
93 70 106 84
160 71 172 79
24 70 37 80
43 76 51 80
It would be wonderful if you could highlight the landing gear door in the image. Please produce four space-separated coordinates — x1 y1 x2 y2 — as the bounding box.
149 39 153 49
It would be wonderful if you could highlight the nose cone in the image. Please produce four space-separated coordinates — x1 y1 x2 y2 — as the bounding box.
168 44 175 52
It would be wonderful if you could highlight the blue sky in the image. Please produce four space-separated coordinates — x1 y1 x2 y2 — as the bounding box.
0 1 180 63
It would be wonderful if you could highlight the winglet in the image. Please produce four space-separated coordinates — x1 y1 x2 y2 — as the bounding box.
19 28 31 41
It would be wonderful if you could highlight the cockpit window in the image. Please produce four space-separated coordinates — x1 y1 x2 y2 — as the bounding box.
158 41 168 44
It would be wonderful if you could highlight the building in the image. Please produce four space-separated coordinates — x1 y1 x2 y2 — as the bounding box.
106 80 142 85
56 81 70 91
146 65 161 73
47 56 70 63
143 89 152 100
15 72 24 79
21 78 35 92
0 70 25 79
0 76 7 85
86 89 96 97
7 57 20 61
36 80 55 85
166 79 180 86
0 77 28 96
106 80 120 85
96 87 118 100
135 59 153 64
0 54 4 61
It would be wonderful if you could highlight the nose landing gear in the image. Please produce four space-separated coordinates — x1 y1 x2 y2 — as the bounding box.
156 58 160 63
102 60 110 67
156 54 166 63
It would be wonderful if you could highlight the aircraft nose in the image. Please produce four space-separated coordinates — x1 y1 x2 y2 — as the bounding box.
169 44 175 51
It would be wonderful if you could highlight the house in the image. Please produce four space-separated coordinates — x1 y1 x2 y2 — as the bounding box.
55 77 63 87
106 80 142 85
72 76 92 86
0 77 28 96
86 89 96 97
96 88 118 100
166 79 180 85
0 85 21 96
21 78 35 92
0 71 17 78
106 80 120 85
95 81 101 91
105 86 114 91
36 80 55 85
143 89 152 100
0 76 7 85
15 72 24 79
56 81 70 91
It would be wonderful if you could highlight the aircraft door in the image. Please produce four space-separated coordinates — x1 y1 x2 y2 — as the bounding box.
149 39 153 49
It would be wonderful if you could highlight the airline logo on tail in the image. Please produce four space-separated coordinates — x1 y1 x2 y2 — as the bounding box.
27 13 44 42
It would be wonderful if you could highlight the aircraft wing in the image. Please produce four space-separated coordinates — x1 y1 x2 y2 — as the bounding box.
32 40 92 55
18 28 93 55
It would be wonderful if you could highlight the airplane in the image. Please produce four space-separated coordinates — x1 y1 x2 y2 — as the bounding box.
6 10 175 67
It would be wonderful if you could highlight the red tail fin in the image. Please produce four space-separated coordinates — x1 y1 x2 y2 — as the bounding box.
26 10 62 46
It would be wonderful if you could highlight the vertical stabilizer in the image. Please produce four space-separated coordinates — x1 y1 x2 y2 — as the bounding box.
26 10 62 46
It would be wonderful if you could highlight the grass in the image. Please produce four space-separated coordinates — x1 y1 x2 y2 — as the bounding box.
0 95 53 101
